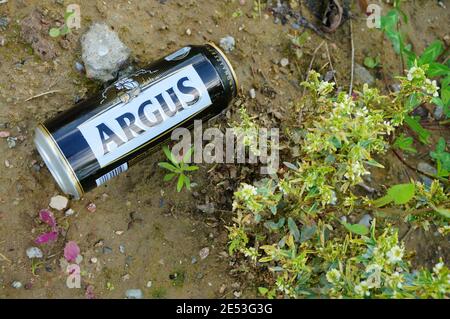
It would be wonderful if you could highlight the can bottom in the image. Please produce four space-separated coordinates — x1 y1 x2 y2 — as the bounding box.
34 125 82 199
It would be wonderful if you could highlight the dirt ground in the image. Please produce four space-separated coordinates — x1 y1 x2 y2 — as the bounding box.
0 0 449 298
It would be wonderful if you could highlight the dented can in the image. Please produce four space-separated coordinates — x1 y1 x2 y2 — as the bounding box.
34 43 238 199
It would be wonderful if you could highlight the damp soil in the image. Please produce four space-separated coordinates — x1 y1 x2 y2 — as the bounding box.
0 0 449 298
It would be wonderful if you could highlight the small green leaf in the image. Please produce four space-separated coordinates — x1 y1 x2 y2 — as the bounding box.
430 137 450 171
387 183 416 205
163 173 175 181
373 194 394 208
185 165 199 171
419 40 444 65
163 145 178 164
264 217 285 231
64 10 75 21
300 224 317 243
49 28 61 38
184 176 191 190
393 134 417 154
364 56 380 69
404 115 431 144
182 147 194 163
287 217 300 242
158 162 178 173
258 287 268 296
341 222 369 236
177 174 185 192
427 62 450 77
59 25 70 36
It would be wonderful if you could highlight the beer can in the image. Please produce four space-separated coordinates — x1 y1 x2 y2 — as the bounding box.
34 43 238 199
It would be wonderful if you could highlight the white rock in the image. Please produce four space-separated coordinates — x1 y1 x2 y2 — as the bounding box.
199 247 210 260
26 247 43 259
65 208 75 217
280 58 289 67
146 281 152 288
12 281 22 289
249 88 256 99
49 195 68 211
219 35 235 53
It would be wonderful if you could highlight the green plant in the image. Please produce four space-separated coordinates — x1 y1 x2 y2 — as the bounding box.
49 10 76 38
393 134 417 153
227 69 449 299
364 55 381 69
430 137 450 177
158 146 198 192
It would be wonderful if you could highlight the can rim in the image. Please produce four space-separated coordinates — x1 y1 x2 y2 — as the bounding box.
34 124 84 199
207 42 239 93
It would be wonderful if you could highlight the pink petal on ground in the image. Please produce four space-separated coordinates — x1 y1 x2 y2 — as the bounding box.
64 241 80 262
35 231 58 244
39 209 56 227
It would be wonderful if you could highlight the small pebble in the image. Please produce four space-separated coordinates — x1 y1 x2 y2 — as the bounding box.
0 131 9 138
185 28 191 36
12 281 22 289
74 61 85 72
49 195 69 211
86 202 96 213
125 289 143 299
103 246 113 254
199 247 210 260
433 106 444 121
191 256 197 264
26 247 43 259
358 214 373 228
75 254 83 264
249 88 256 99
119 244 125 254
146 281 152 288
90 257 98 264
280 58 289 67
65 208 75 217
219 35 235 53
6 136 16 148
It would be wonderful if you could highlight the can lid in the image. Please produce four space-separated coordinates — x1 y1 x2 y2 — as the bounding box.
34 125 83 199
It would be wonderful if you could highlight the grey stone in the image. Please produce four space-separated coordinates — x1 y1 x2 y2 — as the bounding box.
6 136 16 148
119 244 125 254
358 214 373 228
12 281 22 289
0 16 9 30
125 289 143 299
81 23 130 81
102 246 113 254
434 106 445 121
417 162 437 188
219 36 235 53
280 58 289 67
249 88 256 99
354 63 375 86
26 247 43 259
